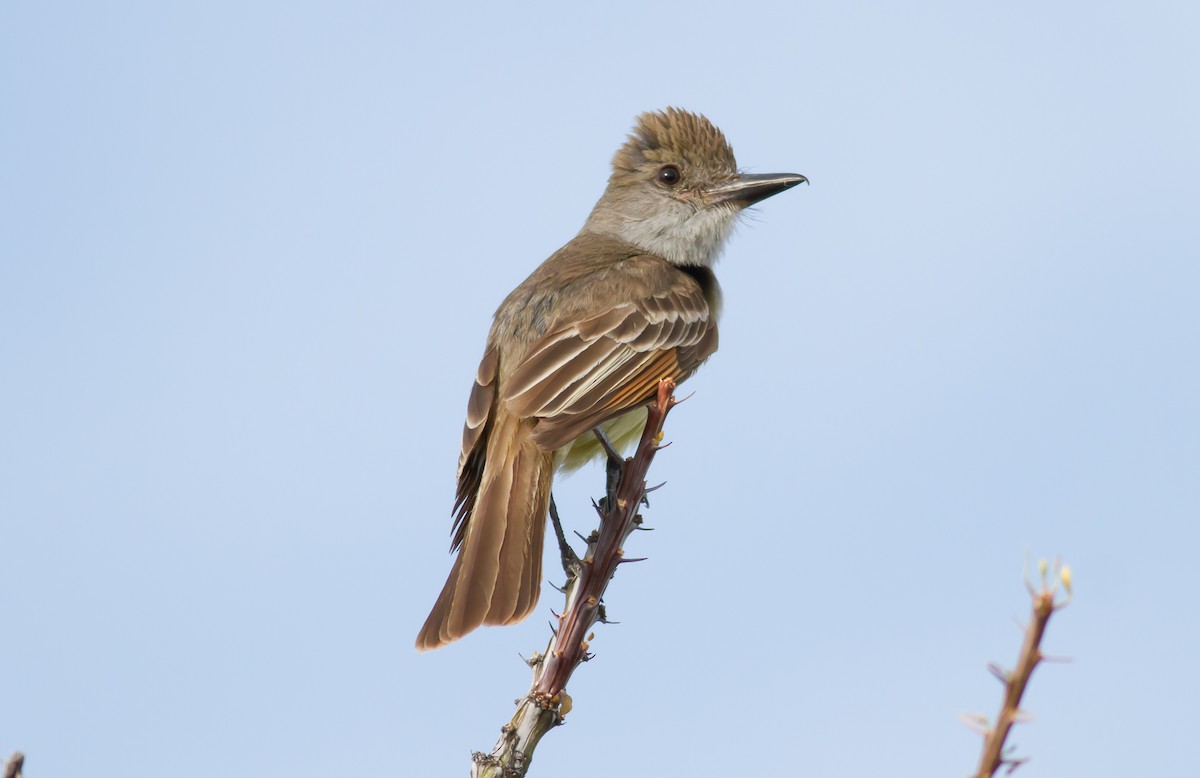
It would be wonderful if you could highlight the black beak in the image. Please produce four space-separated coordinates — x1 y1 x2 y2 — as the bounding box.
708 172 808 206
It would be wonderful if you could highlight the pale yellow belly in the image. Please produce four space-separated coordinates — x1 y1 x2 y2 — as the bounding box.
553 407 648 473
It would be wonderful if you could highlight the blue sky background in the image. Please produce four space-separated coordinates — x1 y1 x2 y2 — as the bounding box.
2 1 1197 775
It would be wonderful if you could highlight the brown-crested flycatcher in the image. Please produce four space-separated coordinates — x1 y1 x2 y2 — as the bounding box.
416 108 805 650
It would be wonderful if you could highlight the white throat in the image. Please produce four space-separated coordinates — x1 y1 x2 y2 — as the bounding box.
590 203 740 268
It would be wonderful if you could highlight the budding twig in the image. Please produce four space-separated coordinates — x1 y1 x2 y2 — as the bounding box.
4 753 24 778
971 559 1072 778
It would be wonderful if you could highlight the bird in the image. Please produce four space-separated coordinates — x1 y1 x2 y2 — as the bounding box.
416 108 805 650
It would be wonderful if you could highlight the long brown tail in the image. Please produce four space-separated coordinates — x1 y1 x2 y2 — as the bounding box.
415 413 554 651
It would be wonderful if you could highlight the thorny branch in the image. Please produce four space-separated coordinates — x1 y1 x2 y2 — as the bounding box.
969 559 1072 778
471 379 679 778
4 752 23 778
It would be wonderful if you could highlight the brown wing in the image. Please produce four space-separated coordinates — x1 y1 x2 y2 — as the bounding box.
503 284 718 451
450 345 498 551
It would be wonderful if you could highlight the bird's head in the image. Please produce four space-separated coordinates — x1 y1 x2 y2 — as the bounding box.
585 107 806 267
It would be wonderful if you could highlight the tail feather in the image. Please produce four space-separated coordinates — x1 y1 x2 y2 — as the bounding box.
415 414 553 651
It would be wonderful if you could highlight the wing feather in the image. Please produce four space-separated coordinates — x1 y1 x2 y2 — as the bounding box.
504 282 717 453
452 346 499 550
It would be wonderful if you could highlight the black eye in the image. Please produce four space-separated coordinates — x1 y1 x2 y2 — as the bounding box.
656 165 681 186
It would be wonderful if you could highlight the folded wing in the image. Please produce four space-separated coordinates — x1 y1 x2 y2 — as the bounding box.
504 282 718 451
